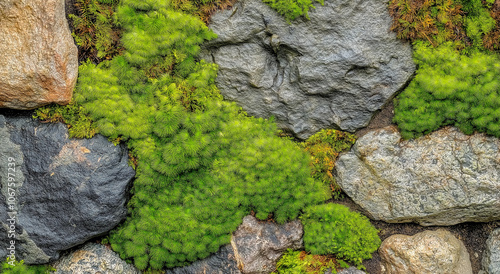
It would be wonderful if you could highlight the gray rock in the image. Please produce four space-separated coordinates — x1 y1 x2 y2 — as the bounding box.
202 0 415 139
0 0 78 109
164 245 240 274
379 229 472 274
325 267 365 274
335 126 500 226
0 114 135 263
482 228 500 274
337 267 366 274
52 242 140 274
231 215 303 274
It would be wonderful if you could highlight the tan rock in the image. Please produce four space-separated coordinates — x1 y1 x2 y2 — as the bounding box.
0 0 78 109
379 229 472 274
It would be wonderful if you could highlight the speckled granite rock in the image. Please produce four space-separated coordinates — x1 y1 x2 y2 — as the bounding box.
481 228 500 274
379 229 472 274
335 126 500 226
52 243 140 274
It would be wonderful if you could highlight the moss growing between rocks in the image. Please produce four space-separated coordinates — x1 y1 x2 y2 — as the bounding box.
263 0 323 22
66 0 331 270
274 249 346 274
390 0 500 139
394 41 500 139
300 129 356 198
1 258 54 274
301 204 381 269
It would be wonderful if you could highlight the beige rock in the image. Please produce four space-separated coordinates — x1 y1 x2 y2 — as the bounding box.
379 229 472 274
0 0 78 109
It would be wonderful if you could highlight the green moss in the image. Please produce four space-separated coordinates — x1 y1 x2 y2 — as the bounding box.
300 129 356 198
1 258 54 274
300 204 381 269
33 101 97 139
394 41 500 139
263 0 323 22
69 0 331 270
274 249 341 274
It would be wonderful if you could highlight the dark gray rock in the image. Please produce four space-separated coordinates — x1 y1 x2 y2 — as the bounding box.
231 215 303 274
203 0 415 139
335 126 500 226
0 114 135 263
52 242 140 274
481 228 500 274
164 245 240 274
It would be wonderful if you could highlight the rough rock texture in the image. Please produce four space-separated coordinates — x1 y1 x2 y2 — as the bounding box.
0 114 134 263
379 229 472 274
203 0 415 139
326 267 365 274
231 215 303 273
165 245 241 274
0 0 78 109
335 126 500 226
481 228 500 274
52 243 140 274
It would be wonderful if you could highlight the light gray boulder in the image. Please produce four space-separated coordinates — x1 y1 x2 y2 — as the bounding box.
481 228 500 274
379 229 472 274
52 243 140 274
203 0 415 139
335 126 500 226
0 114 134 263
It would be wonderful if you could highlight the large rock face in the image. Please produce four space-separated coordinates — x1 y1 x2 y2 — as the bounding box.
203 0 415 139
0 114 134 263
481 228 500 274
379 229 472 274
231 215 303 274
0 0 78 109
53 243 140 274
335 126 500 226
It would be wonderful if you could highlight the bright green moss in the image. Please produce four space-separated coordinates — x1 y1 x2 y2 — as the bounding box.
263 0 323 22
70 0 331 270
394 41 500 139
1 258 54 274
300 204 381 269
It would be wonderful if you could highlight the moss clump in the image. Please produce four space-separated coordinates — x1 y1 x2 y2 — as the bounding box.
394 41 500 139
300 129 356 198
301 204 381 269
263 0 323 22
1 258 54 274
33 101 97 139
275 249 348 274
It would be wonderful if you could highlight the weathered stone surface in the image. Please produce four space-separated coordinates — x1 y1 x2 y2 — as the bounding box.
0 0 78 109
325 267 365 274
481 228 500 274
335 126 500 226
52 243 140 274
0 114 134 263
165 245 241 274
203 0 415 139
231 215 303 274
379 229 472 274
